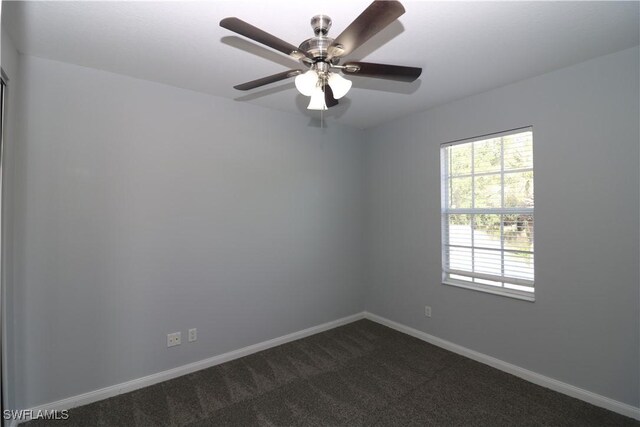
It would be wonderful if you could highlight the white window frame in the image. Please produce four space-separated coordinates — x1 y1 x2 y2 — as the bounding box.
440 127 535 301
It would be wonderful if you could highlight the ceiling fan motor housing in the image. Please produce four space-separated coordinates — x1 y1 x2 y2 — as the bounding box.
299 36 334 62
299 15 340 66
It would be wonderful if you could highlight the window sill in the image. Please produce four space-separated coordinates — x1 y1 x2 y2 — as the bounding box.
442 280 535 302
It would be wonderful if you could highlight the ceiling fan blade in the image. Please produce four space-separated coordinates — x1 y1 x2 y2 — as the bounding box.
327 0 405 59
342 62 421 82
324 84 339 108
234 70 303 91
220 17 311 61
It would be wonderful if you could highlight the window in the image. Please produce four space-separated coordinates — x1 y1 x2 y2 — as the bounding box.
441 127 534 301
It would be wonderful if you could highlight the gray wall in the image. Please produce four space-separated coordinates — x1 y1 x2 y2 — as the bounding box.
364 46 639 406
4 44 639 411
9 55 365 410
1 28 21 412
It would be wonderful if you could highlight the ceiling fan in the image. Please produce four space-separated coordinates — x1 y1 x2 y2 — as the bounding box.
220 0 422 111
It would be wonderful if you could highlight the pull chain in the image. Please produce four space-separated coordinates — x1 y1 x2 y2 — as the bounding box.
321 82 324 129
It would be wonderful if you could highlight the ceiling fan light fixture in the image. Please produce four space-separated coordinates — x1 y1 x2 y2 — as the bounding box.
307 86 327 110
327 73 352 99
295 70 319 96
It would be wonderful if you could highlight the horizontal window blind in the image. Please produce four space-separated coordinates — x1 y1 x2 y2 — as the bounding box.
441 128 534 296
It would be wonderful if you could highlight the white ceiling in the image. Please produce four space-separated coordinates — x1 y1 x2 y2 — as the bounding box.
3 1 639 129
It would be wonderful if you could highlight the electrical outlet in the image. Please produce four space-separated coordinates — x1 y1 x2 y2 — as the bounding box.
167 332 181 347
188 328 197 342
425 305 432 318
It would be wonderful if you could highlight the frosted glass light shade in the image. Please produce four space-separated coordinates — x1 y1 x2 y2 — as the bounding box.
295 70 319 96
327 73 352 99
307 86 327 110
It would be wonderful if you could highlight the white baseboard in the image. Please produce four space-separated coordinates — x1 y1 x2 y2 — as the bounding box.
8 312 365 427
364 311 640 421
9 310 638 426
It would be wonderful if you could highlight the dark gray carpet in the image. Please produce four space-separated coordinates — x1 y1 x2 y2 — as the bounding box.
23 319 638 426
